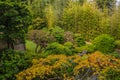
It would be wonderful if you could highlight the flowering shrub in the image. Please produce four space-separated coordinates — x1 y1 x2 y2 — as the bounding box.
16 52 120 80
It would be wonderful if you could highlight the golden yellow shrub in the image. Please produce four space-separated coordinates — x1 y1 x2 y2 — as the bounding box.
16 52 120 80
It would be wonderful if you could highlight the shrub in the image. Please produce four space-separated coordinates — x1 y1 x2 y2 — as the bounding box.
64 42 73 49
114 40 120 49
64 31 74 43
26 40 36 52
45 42 72 56
0 50 33 80
74 34 86 47
93 34 115 53
16 52 120 80
50 26 64 44
27 30 55 53
74 44 95 53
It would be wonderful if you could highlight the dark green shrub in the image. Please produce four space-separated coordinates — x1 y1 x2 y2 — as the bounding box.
101 68 120 80
93 34 115 53
0 50 34 80
45 42 72 56
114 40 120 49
110 51 120 59
50 26 64 44
74 34 86 47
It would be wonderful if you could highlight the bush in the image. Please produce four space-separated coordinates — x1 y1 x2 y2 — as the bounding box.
45 42 72 56
114 40 120 49
50 26 64 44
16 52 120 80
64 31 74 43
64 42 73 49
0 50 33 80
93 34 115 53
74 44 95 53
32 17 47 30
74 34 86 47
28 30 55 53
26 40 36 52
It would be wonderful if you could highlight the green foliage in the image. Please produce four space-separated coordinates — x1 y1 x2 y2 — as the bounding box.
50 26 64 44
45 4 56 28
74 34 85 47
0 1 32 49
45 42 72 56
74 44 95 53
110 7 120 39
64 42 73 49
114 40 120 49
0 50 33 80
26 40 36 52
100 68 120 80
95 0 116 12
32 17 47 30
62 2 101 40
93 34 115 53
110 51 120 59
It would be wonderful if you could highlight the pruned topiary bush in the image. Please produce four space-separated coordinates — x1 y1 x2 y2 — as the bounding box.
93 34 115 53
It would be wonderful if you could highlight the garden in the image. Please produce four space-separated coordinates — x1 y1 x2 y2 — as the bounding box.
0 0 120 80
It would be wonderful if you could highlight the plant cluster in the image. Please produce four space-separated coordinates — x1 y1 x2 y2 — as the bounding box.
16 52 120 80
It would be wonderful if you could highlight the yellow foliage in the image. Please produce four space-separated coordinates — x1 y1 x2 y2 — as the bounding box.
16 52 120 80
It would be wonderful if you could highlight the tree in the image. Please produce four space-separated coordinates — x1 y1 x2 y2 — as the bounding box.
95 0 116 12
110 5 120 39
0 1 32 49
62 2 101 40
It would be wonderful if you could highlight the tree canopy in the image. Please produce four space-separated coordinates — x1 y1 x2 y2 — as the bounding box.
0 1 32 49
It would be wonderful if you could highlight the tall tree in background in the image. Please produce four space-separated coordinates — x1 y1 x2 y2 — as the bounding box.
62 2 101 40
110 5 120 39
95 0 116 12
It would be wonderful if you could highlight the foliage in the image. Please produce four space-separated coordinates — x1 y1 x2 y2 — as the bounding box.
0 50 33 80
74 34 86 47
95 0 116 12
16 52 120 80
50 26 64 44
27 30 55 53
93 34 115 53
26 40 36 52
101 68 120 80
62 2 101 40
45 4 56 28
74 44 95 53
32 17 47 30
45 42 73 56
0 1 32 49
110 7 120 39
63 31 74 43
64 42 74 49
114 40 120 49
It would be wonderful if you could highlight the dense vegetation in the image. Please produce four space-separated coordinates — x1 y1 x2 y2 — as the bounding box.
1 0 120 80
